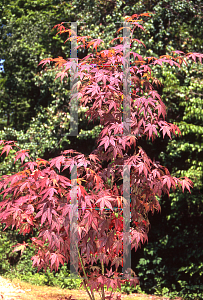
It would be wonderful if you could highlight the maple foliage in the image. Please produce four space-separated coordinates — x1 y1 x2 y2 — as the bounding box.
0 13 201 300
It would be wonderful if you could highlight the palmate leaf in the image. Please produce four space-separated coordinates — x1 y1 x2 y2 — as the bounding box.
1 144 13 156
40 187 58 201
12 241 28 255
14 149 30 164
181 177 193 193
89 153 100 163
111 255 123 271
50 253 65 271
95 196 114 212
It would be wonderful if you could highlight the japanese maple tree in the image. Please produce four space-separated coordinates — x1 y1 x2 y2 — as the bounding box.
0 14 202 300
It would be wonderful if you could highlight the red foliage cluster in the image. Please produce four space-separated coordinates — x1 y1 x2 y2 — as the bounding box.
0 13 201 300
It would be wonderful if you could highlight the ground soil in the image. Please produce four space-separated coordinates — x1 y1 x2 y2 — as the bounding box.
0 275 27 300
0 276 183 300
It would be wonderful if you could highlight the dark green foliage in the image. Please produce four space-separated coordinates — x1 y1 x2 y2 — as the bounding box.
0 0 203 299
131 189 203 299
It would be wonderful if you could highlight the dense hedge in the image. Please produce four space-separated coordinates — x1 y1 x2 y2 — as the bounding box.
0 0 202 299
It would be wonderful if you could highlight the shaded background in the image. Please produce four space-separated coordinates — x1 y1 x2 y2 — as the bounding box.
0 0 202 299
